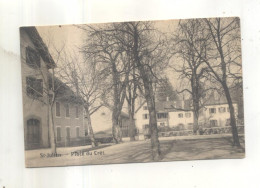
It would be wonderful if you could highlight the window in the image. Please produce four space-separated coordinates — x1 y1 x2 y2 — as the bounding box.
143 124 149 129
209 108 216 114
225 119 230 126
178 113 183 118
143 114 149 119
56 127 61 141
66 127 70 139
210 120 218 127
76 127 80 138
65 104 70 117
26 76 43 98
185 113 191 118
75 106 79 118
143 106 148 110
56 102 61 117
159 122 165 127
85 129 88 136
26 46 40 68
157 113 168 119
218 107 226 113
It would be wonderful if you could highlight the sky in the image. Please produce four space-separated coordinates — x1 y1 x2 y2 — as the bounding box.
36 19 190 93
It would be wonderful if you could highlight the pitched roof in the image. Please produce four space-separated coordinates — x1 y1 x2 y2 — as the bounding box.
135 100 193 113
157 100 192 112
20 26 56 69
203 93 238 106
134 100 146 113
48 74 83 104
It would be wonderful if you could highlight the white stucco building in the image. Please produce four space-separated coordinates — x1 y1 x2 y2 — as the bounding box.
134 99 239 136
198 103 238 127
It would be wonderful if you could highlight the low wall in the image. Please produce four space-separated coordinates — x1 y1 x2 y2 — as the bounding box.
56 136 114 147
158 125 244 137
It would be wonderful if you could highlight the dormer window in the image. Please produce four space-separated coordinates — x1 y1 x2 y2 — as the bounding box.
26 46 40 69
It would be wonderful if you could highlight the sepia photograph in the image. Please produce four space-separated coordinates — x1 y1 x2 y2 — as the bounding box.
20 17 245 168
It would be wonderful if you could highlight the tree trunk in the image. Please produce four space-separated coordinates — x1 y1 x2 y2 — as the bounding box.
128 106 136 141
147 95 161 161
129 117 136 141
49 102 56 153
193 110 199 134
111 60 124 144
191 74 200 135
191 95 199 134
222 82 240 147
215 19 240 147
132 26 161 161
49 68 56 153
85 106 98 147
112 110 122 143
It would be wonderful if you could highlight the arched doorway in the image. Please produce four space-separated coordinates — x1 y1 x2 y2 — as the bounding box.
27 118 40 149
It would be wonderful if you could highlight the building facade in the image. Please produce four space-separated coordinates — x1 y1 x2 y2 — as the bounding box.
21 27 54 150
90 105 130 137
20 27 87 150
54 100 86 147
199 103 238 127
134 100 239 137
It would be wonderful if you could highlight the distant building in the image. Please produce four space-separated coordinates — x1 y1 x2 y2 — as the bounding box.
90 105 130 137
53 80 86 147
20 27 86 149
134 100 193 133
134 97 239 138
199 103 238 127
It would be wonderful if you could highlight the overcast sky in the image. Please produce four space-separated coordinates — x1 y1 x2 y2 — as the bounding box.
37 20 185 92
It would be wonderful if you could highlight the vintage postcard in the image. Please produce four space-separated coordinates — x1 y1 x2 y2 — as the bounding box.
20 17 245 168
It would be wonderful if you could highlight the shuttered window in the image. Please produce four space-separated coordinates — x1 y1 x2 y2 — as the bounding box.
56 102 61 117
26 76 43 98
26 46 40 68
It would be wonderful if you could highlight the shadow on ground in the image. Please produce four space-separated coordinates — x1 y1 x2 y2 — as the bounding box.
25 136 245 167
74 136 244 165
161 137 245 162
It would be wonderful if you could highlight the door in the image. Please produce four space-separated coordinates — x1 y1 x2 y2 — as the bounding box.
27 119 40 148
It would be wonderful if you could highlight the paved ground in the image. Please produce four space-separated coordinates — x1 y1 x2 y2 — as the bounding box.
25 134 245 168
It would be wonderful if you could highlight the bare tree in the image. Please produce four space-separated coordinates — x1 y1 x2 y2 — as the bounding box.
79 21 170 159
172 19 210 134
117 22 170 160
154 78 178 102
79 24 129 144
57 50 107 147
198 17 242 146
125 50 138 141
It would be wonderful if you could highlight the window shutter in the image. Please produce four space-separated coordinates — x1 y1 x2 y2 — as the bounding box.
26 47 40 69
